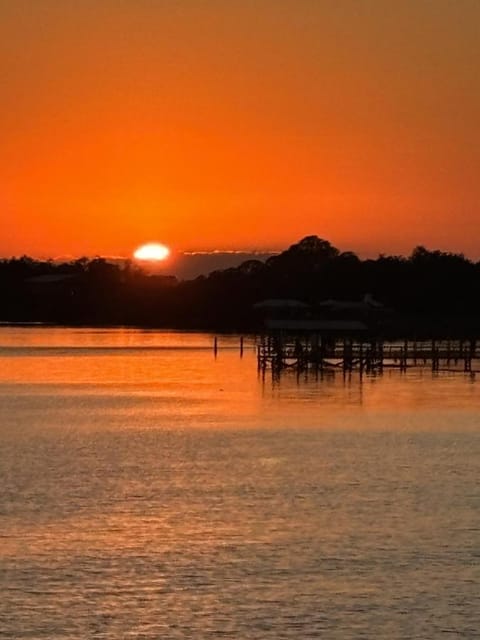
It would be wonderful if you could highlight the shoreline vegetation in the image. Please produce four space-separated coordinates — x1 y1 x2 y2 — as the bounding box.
1 236 480 337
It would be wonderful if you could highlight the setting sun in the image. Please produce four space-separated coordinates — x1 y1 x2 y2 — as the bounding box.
133 242 170 262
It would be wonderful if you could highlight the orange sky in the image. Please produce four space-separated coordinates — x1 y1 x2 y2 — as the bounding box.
2 1 480 258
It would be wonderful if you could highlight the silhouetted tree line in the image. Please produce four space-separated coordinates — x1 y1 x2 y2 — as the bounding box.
2 236 480 335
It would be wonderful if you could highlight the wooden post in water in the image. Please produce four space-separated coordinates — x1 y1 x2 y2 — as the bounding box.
431 339 438 372
239 336 244 358
343 338 352 372
359 341 364 378
464 338 474 372
319 336 325 372
213 336 218 358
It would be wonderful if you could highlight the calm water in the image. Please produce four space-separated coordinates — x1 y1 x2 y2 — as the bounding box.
0 328 479 639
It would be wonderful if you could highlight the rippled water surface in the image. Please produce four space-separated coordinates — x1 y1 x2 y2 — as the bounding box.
1 327 479 639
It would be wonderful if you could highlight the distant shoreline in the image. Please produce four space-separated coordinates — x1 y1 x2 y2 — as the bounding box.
2 236 480 338
1 320 480 341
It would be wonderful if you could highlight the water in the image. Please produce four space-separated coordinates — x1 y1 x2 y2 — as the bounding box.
0 327 479 639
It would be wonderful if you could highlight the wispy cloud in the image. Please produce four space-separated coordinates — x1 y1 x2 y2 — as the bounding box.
182 250 278 256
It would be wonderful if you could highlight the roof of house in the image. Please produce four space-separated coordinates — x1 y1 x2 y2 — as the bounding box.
265 318 369 332
253 298 310 310
25 274 76 284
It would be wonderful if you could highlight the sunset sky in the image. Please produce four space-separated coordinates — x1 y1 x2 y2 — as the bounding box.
2 0 480 259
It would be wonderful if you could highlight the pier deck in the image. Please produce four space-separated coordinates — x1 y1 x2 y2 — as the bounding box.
257 336 479 374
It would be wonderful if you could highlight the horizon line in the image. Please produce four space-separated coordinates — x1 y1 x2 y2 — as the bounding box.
0 249 281 262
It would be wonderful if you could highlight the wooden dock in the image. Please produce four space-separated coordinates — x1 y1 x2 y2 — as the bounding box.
257 335 479 374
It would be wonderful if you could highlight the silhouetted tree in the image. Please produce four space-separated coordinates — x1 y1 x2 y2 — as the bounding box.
1 235 480 334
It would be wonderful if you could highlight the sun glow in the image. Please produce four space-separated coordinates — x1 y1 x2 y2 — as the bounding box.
134 242 170 262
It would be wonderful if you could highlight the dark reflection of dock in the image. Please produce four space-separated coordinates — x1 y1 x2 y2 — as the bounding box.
257 335 479 376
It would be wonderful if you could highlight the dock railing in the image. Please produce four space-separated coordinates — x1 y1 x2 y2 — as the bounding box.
257 336 479 374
